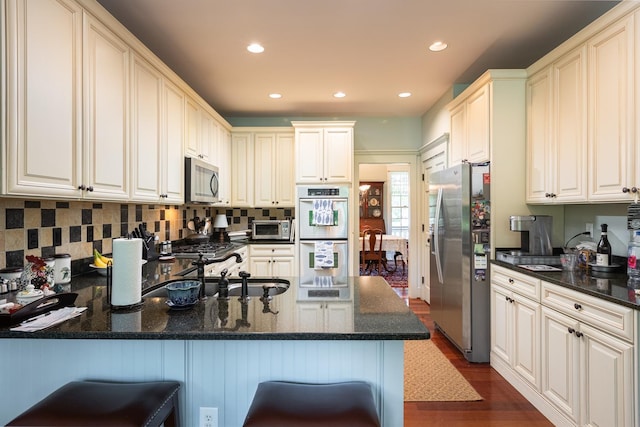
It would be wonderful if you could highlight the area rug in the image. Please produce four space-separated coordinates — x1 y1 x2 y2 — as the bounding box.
404 340 483 401
359 266 408 287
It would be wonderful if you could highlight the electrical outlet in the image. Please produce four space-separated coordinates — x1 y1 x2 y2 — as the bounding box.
199 407 218 427
586 223 593 237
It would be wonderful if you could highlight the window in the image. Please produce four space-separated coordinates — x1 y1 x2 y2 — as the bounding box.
389 171 409 238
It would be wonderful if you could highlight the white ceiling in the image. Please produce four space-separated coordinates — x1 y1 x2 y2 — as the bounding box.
96 0 619 118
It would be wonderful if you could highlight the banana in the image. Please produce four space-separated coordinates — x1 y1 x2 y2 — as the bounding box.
93 257 108 268
93 249 112 265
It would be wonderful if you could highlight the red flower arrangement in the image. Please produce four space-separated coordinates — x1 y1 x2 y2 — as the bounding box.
25 255 54 289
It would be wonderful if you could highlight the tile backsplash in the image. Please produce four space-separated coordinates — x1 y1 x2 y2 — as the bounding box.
0 198 294 268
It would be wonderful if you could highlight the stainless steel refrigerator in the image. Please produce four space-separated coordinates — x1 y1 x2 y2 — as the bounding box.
429 162 491 362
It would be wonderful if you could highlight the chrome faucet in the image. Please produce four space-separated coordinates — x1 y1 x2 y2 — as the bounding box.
192 252 243 299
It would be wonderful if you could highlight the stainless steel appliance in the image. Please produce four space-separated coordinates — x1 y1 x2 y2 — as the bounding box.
297 186 349 286
252 220 291 241
185 157 219 204
429 162 491 362
508 215 553 255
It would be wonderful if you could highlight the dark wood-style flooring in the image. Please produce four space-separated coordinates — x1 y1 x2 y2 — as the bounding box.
395 289 553 427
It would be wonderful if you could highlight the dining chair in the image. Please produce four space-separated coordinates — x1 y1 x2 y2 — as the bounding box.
361 228 385 275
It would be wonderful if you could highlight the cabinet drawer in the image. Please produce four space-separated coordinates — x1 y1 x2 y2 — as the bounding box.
250 244 295 257
492 265 540 301
541 281 635 342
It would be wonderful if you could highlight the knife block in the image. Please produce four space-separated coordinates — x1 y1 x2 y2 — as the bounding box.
143 238 159 261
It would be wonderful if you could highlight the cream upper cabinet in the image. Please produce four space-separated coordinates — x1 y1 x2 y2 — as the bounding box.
215 126 232 206
161 79 185 204
254 132 295 207
231 132 254 207
4 0 84 198
526 47 588 203
130 53 163 202
184 96 201 159
588 14 635 201
292 122 355 183
526 6 637 203
448 83 490 165
83 12 130 200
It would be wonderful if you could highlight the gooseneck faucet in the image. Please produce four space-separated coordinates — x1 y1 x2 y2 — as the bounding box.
192 252 243 299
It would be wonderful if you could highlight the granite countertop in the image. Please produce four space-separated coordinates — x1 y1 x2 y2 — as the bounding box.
0 257 429 340
492 260 640 310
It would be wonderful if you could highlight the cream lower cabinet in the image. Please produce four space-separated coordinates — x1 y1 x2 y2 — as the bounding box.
490 265 541 391
296 302 353 333
248 244 295 277
540 281 635 427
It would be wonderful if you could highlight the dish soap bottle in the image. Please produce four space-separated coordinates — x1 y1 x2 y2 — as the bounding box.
596 223 612 266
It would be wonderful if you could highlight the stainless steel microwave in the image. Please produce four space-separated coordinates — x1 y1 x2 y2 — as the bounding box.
252 220 291 240
185 157 219 204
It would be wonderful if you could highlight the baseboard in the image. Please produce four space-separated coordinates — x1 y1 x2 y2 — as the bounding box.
490 353 575 427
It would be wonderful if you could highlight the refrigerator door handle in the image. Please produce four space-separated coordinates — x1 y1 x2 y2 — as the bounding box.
434 187 444 284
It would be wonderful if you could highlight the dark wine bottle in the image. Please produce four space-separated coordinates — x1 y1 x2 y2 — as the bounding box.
596 223 612 266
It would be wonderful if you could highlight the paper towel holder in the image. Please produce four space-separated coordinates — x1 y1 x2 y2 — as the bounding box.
106 261 144 311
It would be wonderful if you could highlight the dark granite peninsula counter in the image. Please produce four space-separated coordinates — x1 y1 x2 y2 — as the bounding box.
0 258 427 426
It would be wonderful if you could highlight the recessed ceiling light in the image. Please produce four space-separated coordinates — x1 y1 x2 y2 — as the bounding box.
398 92 412 98
429 41 448 52
247 43 265 53
269 93 282 99
333 92 346 98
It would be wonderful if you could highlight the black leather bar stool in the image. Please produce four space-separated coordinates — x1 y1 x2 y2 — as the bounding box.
7 380 181 427
243 381 380 427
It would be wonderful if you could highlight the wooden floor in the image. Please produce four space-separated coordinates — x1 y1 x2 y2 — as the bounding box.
397 290 553 427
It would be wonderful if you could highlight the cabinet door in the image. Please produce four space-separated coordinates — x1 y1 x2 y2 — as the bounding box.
325 303 353 332
162 79 184 204
275 133 295 206
580 323 634 427
199 111 216 162
512 294 541 390
296 303 325 332
554 46 587 202
248 257 272 277
465 84 490 163
490 284 513 364
216 127 231 206
254 133 276 206
526 68 552 203
323 127 353 182
541 307 580 424
295 128 324 183
231 133 254 207
271 256 295 277
588 15 634 201
184 96 200 158
5 0 83 197
130 54 162 201
83 13 129 201
449 103 466 166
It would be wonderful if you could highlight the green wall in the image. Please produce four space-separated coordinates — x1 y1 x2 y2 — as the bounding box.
225 116 423 151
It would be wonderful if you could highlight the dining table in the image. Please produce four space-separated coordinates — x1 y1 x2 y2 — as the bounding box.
359 234 408 272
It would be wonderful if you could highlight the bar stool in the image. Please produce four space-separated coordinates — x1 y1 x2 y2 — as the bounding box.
7 380 181 427
243 381 380 427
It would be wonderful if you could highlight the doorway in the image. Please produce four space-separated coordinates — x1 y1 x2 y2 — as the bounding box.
353 153 419 298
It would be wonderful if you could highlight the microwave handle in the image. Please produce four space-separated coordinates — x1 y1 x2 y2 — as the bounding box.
210 173 219 197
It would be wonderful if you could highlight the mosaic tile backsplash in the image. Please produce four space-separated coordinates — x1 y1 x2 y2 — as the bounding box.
0 198 294 269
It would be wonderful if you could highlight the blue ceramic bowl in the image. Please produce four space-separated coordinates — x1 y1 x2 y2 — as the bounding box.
164 280 201 306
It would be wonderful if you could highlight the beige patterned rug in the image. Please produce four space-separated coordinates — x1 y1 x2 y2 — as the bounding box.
404 340 483 401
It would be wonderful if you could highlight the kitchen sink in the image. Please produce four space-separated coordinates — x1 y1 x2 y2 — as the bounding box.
143 277 290 299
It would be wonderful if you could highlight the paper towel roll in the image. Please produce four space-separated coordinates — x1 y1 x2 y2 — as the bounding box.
111 238 143 307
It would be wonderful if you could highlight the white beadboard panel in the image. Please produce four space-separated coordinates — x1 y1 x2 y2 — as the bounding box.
0 338 404 426
188 340 404 427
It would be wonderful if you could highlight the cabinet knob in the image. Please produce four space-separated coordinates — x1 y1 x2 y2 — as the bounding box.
575 331 584 338
622 187 638 194
508 278 514 284
573 303 582 310
568 327 575 334
86 186 94 192
78 185 86 190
